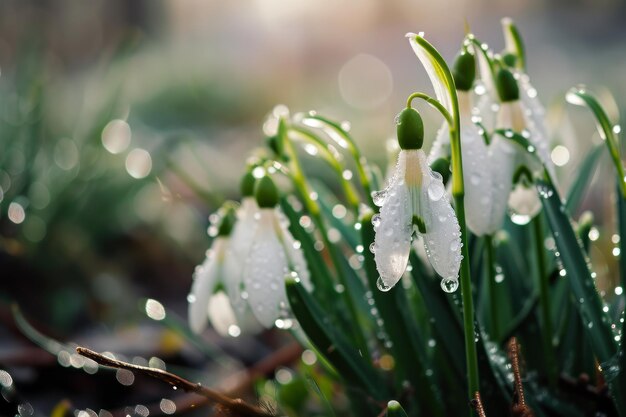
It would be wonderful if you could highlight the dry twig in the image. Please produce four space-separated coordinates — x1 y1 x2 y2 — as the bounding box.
76 347 274 417
507 338 535 417
470 391 487 417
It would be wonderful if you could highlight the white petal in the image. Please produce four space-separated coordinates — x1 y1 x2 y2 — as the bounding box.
416 151 462 280
207 291 239 337
224 197 258 314
485 135 517 234
188 238 227 334
406 33 453 115
373 151 413 289
508 183 542 218
428 121 451 163
461 121 494 236
243 209 289 328
276 208 312 291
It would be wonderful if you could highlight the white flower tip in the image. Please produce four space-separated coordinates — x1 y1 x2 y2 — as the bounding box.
405 32 424 39
501 17 513 26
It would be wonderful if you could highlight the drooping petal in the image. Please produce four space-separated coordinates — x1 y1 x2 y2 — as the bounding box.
373 152 413 289
207 291 239 337
243 209 289 328
416 150 462 280
427 121 451 163
406 33 454 115
276 209 312 291
485 135 517 234
508 183 542 219
460 121 494 236
188 238 227 334
224 197 258 314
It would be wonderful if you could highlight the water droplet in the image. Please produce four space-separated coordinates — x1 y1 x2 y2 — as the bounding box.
186 294 196 303
372 190 386 206
470 174 481 186
369 242 376 253
428 181 445 201
371 214 381 227
376 277 392 292
440 278 459 293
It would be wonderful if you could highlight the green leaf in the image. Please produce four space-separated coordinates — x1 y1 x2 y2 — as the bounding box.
501 18 526 70
566 88 626 197
360 213 443 416
285 278 385 403
537 177 626 414
565 144 603 215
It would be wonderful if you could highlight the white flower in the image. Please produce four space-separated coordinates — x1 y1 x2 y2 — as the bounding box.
429 91 502 236
188 203 263 337
508 182 541 220
373 108 462 290
243 176 312 328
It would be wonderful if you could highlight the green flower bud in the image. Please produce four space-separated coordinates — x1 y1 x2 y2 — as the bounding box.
396 107 424 150
501 52 517 68
255 175 279 208
495 68 519 102
452 51 476 91
430 157 451 186
240 171 256 197
217 204 237 236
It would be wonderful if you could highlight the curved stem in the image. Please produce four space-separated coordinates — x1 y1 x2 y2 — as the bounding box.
305 115 375 208
291 125 361 212
406 92 453 127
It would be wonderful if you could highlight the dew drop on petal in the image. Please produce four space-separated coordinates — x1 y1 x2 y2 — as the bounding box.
369 242 376 253
376 277 392 292
428 182 445 201
440 278 459 293
371 214 382 227
372 191 386 207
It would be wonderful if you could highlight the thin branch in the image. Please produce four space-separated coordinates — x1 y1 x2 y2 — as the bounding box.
76 347 274 417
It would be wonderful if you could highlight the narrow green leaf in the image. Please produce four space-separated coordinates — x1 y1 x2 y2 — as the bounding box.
360 213 443 416
537 177 626 414
566 88 626 197
565 145 603 214
285 278 385 402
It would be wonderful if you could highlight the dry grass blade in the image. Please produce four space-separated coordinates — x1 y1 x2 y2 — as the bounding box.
76 347 274 417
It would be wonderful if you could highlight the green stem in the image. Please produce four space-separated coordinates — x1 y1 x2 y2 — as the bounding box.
406 34 479 410
449 108 479 404
533 216 557 387
484 235 499 341
406 92 453 126
281 121 371 358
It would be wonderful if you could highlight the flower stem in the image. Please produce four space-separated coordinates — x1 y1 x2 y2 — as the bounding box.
484 234 499 341
281 121 371 358
533 215 557 386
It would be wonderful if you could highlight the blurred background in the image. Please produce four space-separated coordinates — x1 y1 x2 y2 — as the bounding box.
0 0 625 415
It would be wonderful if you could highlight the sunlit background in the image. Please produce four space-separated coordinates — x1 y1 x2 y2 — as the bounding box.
1 0 625 415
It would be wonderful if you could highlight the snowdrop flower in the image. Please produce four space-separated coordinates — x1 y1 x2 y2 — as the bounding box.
188 204 248 336
495 68 547 222
188 173 263 337
429 51 503 236
243 175 312 327
372 107 462 292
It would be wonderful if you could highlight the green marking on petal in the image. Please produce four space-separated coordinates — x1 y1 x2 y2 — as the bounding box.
413 215 426 234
